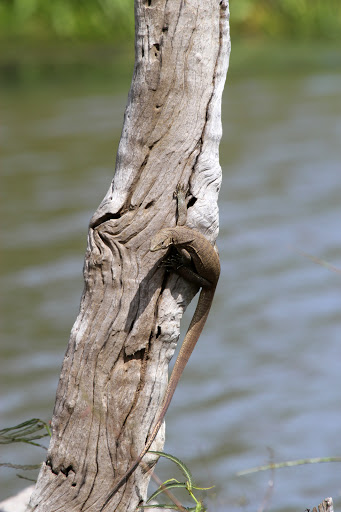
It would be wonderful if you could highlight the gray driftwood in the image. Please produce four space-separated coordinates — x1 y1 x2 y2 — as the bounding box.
312 497 334 512
28 1 230 510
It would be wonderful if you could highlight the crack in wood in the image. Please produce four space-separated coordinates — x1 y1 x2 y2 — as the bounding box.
120 343 150 434
123 347 146 364
90 211 122 229
144 200 155 210
187 195 197 208
45 457 75 479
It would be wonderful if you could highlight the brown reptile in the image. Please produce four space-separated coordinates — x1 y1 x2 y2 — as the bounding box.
102 185 220 507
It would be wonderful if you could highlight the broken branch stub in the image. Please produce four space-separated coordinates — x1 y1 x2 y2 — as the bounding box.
28 1 230 510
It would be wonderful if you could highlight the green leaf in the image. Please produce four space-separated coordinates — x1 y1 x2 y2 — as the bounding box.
0 418 50 448
146 482 187 504
0 462 42 470
191 485 215 491
148 451 193 487
237 456 341 476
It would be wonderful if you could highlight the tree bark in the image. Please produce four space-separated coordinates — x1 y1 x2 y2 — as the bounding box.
28 1 230 510
312 498 334 512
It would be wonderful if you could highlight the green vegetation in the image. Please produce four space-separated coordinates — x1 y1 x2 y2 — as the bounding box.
0 418 51 448
0 0 134 42
232 0 341 41
0 1 340 90
139 451 214 511
0 0 340 43
0 419 50 479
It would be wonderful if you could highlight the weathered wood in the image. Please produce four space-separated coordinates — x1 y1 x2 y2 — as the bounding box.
312 497 334 512
28 1 230 510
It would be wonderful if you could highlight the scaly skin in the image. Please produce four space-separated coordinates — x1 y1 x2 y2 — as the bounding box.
102 190 220 508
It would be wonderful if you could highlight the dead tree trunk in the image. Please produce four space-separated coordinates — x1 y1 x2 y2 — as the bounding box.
312 498 334 512
28 1 230 510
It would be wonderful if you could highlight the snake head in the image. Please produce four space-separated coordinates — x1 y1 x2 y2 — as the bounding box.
150 229 174 252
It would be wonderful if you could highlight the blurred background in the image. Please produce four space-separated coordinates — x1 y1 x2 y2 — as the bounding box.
1 0 341 510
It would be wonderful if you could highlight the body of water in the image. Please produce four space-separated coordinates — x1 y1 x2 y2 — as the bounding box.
1 46 340 511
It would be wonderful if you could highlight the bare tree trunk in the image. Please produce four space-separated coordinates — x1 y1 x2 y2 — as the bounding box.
28 1 230 510
312 498 334 512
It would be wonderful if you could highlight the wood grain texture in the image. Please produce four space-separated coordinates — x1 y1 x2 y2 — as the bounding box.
28 1 230 510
